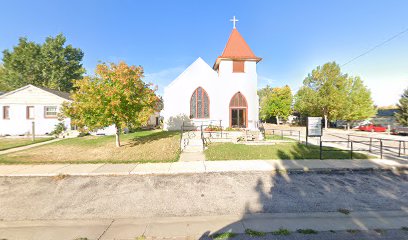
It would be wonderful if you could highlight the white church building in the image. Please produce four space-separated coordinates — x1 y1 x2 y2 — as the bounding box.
163 21 262 130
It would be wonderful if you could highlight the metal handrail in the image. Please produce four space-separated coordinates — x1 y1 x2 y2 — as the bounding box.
263 128 301 142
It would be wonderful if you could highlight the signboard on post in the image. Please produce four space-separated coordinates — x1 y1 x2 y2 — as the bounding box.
307 117 322 137
306 117 322 145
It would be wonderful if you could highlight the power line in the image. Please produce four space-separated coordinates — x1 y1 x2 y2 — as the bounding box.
341 27 408 67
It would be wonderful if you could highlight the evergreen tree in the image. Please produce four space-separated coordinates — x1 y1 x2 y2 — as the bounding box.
395 88 408 126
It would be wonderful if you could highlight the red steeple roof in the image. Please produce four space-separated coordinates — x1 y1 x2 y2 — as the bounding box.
214 28 261 70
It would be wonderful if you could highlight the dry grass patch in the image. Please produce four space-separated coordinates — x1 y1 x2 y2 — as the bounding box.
0 137 54 151
0 130 180 164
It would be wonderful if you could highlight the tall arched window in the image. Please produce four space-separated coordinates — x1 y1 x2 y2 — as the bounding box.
190 87 210 119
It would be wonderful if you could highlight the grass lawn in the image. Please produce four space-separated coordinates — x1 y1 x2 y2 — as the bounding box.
265 134 295 141
0 130 180 164
0 137 54 151
205 142 371 160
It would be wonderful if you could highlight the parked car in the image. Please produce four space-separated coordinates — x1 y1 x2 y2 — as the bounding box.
358 124 387 132
392 126 408 136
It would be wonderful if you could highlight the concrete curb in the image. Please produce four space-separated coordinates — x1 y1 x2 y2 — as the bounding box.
0 211 407 239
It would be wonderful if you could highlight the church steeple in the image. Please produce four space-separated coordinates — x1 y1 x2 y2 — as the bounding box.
214 21 261 70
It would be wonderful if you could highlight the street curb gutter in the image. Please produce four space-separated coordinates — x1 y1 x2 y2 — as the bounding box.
0 211 407 239
0 166 406 177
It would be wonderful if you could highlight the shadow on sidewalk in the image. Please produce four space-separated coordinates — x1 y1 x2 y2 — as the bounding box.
197 169 407 239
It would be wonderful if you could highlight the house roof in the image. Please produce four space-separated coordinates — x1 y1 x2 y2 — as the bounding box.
35 85 71 100
0 84 71 100
214 28 261 70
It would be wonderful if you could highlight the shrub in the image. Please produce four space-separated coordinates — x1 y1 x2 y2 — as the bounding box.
50 122 66 136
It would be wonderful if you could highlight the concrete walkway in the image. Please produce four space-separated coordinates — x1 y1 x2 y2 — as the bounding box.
0 138 62 155
179 152 206 162
0 210 407 239
0 158 406 177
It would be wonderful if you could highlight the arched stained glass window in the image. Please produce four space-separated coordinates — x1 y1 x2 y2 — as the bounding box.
190 87 210 118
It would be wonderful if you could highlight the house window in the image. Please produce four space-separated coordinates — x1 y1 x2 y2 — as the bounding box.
44 106 58 118
190 87 210 119
3 106 10 120
26 106 35 119
233 61 245 73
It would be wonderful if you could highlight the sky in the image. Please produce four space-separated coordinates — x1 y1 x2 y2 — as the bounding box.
0 0 407 106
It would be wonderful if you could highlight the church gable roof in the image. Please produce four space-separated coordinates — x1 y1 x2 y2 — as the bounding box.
165 57 217 91
214 28 261 70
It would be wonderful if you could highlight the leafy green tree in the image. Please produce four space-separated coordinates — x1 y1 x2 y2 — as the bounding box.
294 62 350 129
0 65 13 92
1 34 84 91
342 77 376 129
62 62 160 147
1 38 42 89
294 62 376 129
395 88 408 126
259 85 292 124
293 86 320 117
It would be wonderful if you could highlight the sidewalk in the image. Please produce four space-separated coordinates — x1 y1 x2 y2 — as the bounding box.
0 158 406 177
0 211 407 239
0 138 62 155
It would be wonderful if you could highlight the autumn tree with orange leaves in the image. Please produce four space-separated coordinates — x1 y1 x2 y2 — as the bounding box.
62 62 160 147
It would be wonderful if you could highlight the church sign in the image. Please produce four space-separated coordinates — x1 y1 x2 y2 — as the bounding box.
307 117 322 137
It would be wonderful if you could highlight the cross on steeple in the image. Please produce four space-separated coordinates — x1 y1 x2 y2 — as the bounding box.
230 16 239 29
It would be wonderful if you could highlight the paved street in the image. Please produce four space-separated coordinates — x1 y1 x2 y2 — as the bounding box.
1 171 406 220
0 170 407 239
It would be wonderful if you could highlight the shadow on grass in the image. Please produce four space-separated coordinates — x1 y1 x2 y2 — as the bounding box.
277 143 370 160
126 131 179 147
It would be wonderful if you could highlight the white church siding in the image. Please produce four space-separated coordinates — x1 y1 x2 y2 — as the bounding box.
162 27 262 131
163 27 262 131
163 57 219 130
217 60 259 130
163 58 260 130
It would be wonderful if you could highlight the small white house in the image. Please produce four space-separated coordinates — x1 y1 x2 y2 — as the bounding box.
0 84 162 136
0 84 71 136
162 26 261 130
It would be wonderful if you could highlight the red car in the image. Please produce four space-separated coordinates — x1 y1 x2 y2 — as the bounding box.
358 124 387 132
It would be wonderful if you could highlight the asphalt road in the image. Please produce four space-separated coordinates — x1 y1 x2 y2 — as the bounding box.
0 171 407 221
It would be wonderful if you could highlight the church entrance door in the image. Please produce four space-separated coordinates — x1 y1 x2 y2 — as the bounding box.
229 92 248 128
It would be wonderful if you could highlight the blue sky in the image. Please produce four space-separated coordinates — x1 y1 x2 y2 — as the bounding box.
0 0 407 106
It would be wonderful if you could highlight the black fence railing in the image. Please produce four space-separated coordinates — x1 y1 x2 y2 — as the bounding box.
319 140 384 160
320 137 408 159
328 133 408 158
263 128 301 142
